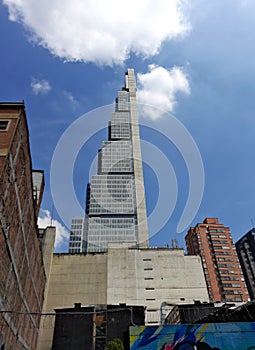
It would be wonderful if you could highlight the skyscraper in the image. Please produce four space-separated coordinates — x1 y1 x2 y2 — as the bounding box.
69 69 149 253
235 228 255 300
185 218 249 303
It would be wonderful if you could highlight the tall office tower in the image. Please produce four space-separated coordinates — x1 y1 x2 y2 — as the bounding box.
69 69 149 253
236 228 255 300
0 103 46 349
185 218 249 303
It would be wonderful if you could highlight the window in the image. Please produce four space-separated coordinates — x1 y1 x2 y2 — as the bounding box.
0 120 9 131
225 297 242 302
218 263 235 268
229 276 238 281
215 251 231 256
222 283 240 288
221 276 230 281
147 321 157 324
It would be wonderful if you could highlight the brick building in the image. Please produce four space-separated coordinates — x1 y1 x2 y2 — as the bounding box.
185 218 249 303
0 102 46 349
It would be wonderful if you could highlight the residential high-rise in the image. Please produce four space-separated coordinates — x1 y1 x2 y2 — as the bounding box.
69 69 149 253
235 228 255 300
0 102 46 349
185 218 249 303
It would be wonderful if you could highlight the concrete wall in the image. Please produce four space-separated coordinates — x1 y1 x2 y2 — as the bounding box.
127 69 149 247
107 245 209 324
38 253 107 350
38 245 208 348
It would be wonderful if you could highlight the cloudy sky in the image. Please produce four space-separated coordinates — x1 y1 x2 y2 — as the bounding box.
1 0 255 251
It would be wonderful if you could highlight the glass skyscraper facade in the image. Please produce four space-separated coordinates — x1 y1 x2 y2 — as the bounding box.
69 218 85 253
69 69 149 253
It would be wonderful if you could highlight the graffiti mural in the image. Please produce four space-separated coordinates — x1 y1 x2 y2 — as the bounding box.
130 323 255 349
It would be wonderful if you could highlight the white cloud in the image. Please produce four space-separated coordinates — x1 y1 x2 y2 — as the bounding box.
3 0 190 66
31 78 51 95
137 64 190 119
38 209 69 250
63 91 79 107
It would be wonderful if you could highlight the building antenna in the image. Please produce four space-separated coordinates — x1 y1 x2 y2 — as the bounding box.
251 218 254 229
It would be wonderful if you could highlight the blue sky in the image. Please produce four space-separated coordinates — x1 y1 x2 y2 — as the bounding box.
1 0 255 252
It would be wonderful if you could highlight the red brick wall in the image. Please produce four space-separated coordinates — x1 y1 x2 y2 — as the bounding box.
0 105 46 349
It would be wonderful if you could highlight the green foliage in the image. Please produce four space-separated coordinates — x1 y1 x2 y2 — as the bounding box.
105 338 124 350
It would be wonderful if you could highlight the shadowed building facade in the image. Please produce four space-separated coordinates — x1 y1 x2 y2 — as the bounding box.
235 228 255 300
0 103 46 349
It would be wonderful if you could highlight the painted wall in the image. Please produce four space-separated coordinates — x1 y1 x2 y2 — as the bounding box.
130 323 255 349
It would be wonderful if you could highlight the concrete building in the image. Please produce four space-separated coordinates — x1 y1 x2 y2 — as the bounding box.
37 245 209 349
185 218 249 303
0 102 46 349
69 68 149 253
235 228 255 300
